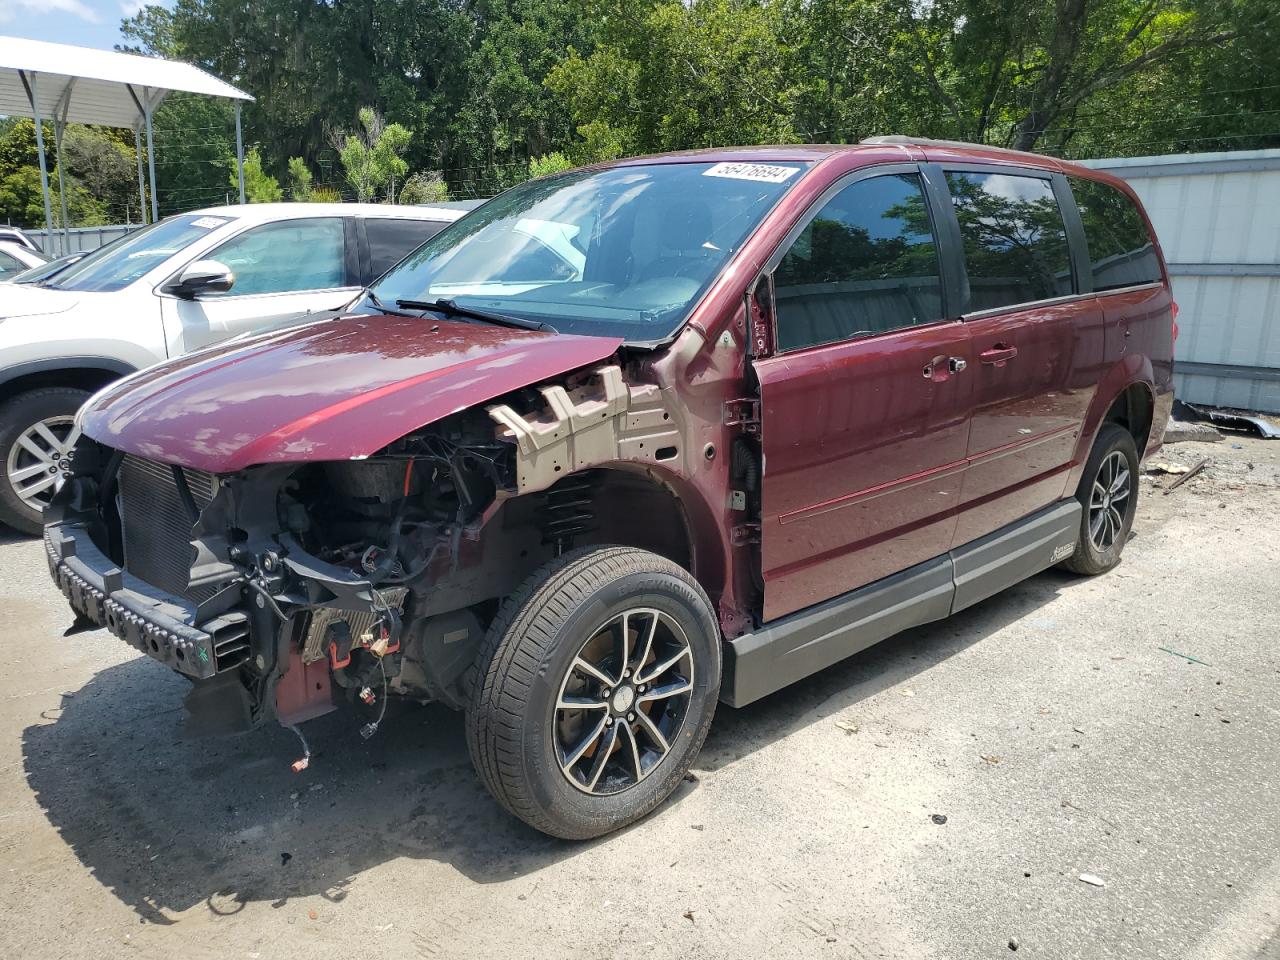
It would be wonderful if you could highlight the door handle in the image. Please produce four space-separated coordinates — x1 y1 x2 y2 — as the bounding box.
980 343 1018 366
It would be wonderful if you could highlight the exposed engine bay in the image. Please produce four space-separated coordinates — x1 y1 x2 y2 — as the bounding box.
45 363 716 764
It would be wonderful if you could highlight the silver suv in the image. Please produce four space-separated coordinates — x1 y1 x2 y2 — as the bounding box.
0 201 470 533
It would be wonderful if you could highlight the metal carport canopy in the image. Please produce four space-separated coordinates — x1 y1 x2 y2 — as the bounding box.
0 36 253 251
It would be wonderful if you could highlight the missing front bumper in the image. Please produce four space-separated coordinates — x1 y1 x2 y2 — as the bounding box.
45 524 250 680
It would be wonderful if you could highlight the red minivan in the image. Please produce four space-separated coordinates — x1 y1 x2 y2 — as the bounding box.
46 138 1174 838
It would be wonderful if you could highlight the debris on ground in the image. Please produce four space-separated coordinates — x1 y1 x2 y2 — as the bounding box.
1078 874 1107 888
683 910 695 922
1146 460 1190 475
1164 457 1211 494
931 814 948 825
834 718 860 735
979 754 1000 764
1159 646 1210 666
1008 937 1019 951
1184 403 1280 440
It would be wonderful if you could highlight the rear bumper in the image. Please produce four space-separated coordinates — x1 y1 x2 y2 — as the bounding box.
44 523 244 681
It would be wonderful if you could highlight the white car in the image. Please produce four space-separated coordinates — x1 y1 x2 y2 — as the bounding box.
0 241 47 281
0 201 472 533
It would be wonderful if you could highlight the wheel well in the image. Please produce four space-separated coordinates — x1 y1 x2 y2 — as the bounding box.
0 367 121 407
1103 383 1154 455
579 468 693 572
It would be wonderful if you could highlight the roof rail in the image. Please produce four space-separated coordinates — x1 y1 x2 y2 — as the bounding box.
860 135 1042 156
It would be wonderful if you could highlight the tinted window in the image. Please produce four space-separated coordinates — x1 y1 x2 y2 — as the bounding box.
946 171 1073 311
773 173 943 351
207 218 346 296
1071 177 1161 291
365 218 448 280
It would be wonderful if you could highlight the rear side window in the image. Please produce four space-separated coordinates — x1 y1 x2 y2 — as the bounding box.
366 218 448 280
1070 178 1162 291
946 171 1073 312
773 173 944 351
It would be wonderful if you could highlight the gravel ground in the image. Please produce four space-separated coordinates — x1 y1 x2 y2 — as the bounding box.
2 434 1278 960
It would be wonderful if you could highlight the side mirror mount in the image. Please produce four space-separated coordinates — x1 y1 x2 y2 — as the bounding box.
166 259 234 299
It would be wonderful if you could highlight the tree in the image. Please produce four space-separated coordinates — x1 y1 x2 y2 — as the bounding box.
398 170 450 203
287 157 315 201
337 107 412 202
230 148 283 203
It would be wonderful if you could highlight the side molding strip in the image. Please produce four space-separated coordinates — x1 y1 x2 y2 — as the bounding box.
722 499 1082 707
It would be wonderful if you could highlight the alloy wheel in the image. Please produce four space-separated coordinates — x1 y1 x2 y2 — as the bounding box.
1088 449 1130 551
6 415 79 514
554 607 694 796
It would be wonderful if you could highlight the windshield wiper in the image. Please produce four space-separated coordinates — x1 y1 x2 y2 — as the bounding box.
395 297 557 334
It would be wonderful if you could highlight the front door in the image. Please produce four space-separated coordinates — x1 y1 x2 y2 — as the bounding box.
754 168 973 622
159 217 359 354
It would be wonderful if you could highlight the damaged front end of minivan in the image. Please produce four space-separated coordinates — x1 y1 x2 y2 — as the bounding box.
44 342 724 764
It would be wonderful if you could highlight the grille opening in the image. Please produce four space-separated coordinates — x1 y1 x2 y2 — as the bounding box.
117 454 218 601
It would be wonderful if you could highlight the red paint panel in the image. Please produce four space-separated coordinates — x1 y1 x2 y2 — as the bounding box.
755 322 973 621
954 299 1104 544
80 314 621 472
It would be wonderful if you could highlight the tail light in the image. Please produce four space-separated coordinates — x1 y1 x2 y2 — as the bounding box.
1171 301 1180 342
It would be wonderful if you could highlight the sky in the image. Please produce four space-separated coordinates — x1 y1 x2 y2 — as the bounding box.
0 0 166 52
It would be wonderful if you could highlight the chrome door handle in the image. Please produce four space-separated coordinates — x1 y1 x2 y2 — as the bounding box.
948 357 967 373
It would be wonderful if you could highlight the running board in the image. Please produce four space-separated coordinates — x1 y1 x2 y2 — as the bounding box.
721 499 1081 707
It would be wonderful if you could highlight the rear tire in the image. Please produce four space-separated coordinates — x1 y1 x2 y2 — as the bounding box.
0 387 89 536
466 545 721 839
1060 422 1139 575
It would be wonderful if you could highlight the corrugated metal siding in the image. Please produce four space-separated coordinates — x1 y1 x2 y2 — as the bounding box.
25 223 141 255
1080 149 1280 413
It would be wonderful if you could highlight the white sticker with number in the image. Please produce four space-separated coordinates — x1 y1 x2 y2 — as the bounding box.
702 162 799 184
191 216 230 229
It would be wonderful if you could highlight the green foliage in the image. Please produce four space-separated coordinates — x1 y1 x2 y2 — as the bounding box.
309 186 344 203
287 157 315 201
338 107 413 202
0 0 1269 225
231 148 283 204
398 171 450 204
528 152 574 178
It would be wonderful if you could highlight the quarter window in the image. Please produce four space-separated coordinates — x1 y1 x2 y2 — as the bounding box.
366 218 448 280
206 218 346 296
946 171 1073 311
773 173 944 351
1070 177 1162 291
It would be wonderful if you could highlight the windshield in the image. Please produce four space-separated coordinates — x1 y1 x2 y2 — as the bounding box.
13 253 80 284
45 213 234 293
367 160 810 341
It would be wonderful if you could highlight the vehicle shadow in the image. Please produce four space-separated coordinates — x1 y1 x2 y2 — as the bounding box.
21 567 1082 922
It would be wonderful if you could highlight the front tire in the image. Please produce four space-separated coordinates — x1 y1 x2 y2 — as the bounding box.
0 387 89 536
466 545 721 839
1060 422 1139 575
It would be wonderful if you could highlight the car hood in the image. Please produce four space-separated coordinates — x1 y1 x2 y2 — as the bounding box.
80 313 623 472
0 283 81 318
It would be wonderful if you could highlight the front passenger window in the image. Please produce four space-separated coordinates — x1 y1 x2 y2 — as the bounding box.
774 173 943 352
204 218 346 296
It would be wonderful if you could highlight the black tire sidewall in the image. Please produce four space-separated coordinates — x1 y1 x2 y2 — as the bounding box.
0 388 90 536
1073 423 1140 572
519 564 720 837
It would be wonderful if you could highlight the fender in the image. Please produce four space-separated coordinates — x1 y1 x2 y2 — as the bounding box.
0 355 136 392
1064 354 1156 495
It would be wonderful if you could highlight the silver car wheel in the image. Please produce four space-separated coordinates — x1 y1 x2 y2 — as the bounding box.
554 607 695 796
6 415 79 513
1088 450 1130 551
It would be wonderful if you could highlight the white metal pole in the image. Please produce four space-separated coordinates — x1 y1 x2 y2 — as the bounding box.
133 126 148 225
54 119 70 256
235 101 246 204
144 89 159 222
22 72 56 254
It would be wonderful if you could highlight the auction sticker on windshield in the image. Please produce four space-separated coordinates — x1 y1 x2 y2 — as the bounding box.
702 162 799 183
191 216 230 229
